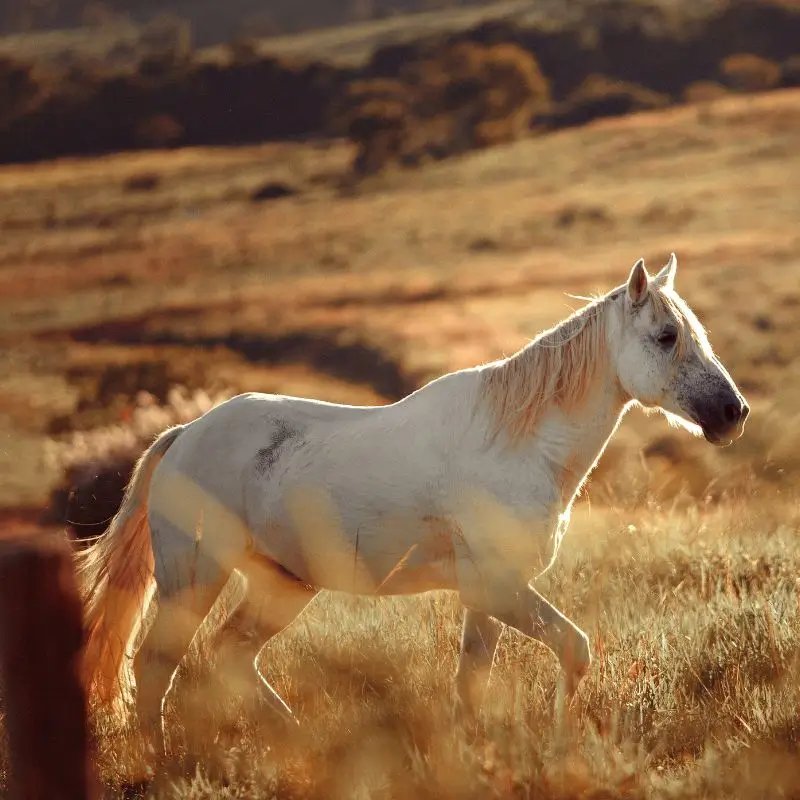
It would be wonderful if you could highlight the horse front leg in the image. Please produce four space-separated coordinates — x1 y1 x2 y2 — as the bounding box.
463 581 591 700
454 608 504 725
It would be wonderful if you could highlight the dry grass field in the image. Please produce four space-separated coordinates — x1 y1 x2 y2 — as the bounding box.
0 80 799 797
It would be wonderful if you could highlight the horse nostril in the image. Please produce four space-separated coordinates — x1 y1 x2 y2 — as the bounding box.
724 403 741 425
740 401 750 422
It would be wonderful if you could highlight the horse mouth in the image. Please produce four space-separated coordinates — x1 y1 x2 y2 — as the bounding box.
689 411 740 448
700 419 746 447
702 427 734 447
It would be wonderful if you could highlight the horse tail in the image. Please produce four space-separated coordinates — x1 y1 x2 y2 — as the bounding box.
74 424 184 709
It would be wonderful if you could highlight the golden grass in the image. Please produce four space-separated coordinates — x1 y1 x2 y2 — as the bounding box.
0 87 798 798
69 491 800 798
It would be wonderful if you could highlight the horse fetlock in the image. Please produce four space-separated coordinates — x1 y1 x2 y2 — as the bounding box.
133 697 167 758
453 689 480 734
453 669 471 706
561 629 591 685
454 670 483 721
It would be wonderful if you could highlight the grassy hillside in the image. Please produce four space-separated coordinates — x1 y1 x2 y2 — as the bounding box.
2 88 797 512
0 4 798 796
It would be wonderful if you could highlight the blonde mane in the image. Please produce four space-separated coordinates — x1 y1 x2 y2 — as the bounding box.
480 295 610 445
479 283 711 445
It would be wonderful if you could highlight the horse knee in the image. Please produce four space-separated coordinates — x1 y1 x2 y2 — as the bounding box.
215 617 263 680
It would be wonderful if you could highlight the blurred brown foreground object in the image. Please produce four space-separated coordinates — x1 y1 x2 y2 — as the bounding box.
0 533 99 800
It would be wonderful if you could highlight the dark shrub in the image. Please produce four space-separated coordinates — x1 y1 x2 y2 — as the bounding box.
329 78 411 136
518 26 602 100
0 57 39 121
139 12 193 67
368 39 439 78
250 181 296 202
710 0 800 63
44 457 136 540
781 55 800 87
584 1 712 97
719 53 783 93
226 37 262 66
545 74 670 130
405 42 550 154
41 387 229 540
135 114 184 148
348 97 408 176
476 43 550 122
123 171 162 192
467 19 523 48
682 81 730 104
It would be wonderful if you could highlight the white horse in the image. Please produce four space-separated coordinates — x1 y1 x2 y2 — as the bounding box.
74 254 748 754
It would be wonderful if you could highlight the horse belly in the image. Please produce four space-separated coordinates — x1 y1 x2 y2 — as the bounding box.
374 556 458 594
254 511 457 596
373 516 458 595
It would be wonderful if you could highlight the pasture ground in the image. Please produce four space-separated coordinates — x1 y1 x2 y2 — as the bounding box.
0 87 799 797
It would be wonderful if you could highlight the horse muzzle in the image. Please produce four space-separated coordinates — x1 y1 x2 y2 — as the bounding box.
697 395 750 447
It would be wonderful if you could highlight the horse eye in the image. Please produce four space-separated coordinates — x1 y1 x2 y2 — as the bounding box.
657 330 678 349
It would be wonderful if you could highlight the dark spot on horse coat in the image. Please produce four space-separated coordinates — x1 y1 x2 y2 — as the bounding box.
255 420 299 476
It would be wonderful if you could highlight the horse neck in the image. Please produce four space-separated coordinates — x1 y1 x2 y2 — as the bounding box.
544 372 629 509
481 296 629 507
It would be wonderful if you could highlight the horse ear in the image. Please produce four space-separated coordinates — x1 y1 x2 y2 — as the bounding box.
626 258 649 305
653 252 677 290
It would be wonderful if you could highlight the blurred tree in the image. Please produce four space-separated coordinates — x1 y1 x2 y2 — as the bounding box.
348 0 374 23
0 56 38 122
81 2 127 28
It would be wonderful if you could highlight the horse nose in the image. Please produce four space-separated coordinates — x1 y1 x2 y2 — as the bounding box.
724 401 746 425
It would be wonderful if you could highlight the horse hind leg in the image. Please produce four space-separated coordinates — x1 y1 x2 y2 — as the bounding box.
455 608 504 726
210 553 318 728
133 517 233 757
